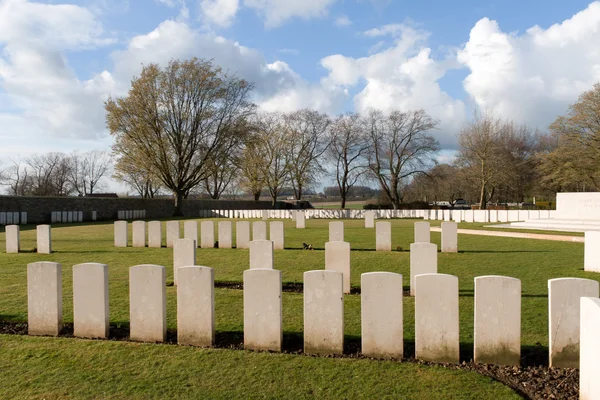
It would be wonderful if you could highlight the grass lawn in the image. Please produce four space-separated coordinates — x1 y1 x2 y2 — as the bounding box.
0 218 590 399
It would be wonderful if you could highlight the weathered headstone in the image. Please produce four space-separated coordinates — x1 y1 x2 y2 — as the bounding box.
548 278 599 368
361 272 403 359
132 221 146 247
27 261 62 336
584 231 600 272
200 221 214 249
269 221 284 250
296 211 306 229
376 221 392 251
249 240 274 269
36 225 52 254
304 270 344 355
253 221 267 241
474 276 521 365
177 266 214 347
441 221 458 253
243 269 282 351
236 221 251 249
129 264 166 342
173 238 196 286
325 241 351 294
414 221 430 243
5 225 20 253
409 242 437 296
262 210 269 220
184 221 198 247
218 221 232 248
329 221 344 242
73 263 109 339
114 221 128 247
415 273 459 363
580 297 600 399
364 210 375 228
148 221 162 248
166 221 180 248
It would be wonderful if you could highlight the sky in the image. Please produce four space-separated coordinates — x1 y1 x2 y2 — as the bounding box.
1 0 600 193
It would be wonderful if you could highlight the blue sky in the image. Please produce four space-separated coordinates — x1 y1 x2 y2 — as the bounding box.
1 0 600 192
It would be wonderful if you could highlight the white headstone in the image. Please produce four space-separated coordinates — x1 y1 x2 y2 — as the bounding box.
243 269 282 351
415 273 459 363
5 225 20 253
325 241 351 294
236 221 251 249
73 263 109 339
304 270 344 355
364 210 375 228
36 225 52 254
296 211 306 229
114 221 128 247
218 221 233 248
148 221 162 248
129 264 166 343
184 221 198 247
201 221 215 249
177 266 214 347
361 272 403 359
414 221 430 243
376 221 392 251
249 240 274 269
253 221 267 241
166 221 180 248
132 221 146 247
580 297 600 400
27 261 62 336
409 242 437 296
441 221 458 253
173 238 196 286
329 221 344 242
269 221 284 250
584 231 600 272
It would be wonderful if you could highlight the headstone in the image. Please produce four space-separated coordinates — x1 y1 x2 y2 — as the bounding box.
409 242 437 296
252 221 267 241
361 272 403 359
364 210 375 228
21 212 27 225
0 212 5 225
62 211 68 223
148 221 162 248
269 221 284 250
414 221 430 243
376 221 392 251
249 240 274 269
580 297 600 399
129 264 166 342
5 225 20 253
132 221 146 247
262 210 269 220
36 225 52 254
415 273 459 363
548 278 599 368
236 221 251 249
291 210 296 222
441 221 458 253
218 221 232 248
27 261 62 336
325 241 351 294
584 231 600 272
184 221 198 247
6 212 12 224
173 238 196 286
67 211 73 223
73 263 109 339
328 221 344 242
474 276 521 365
244 269 282 352
166 221 180 248
296 211 306 229
177 266 214 347
92 211 97 221
114 221 128 247
201 221 214 249
464 210 474 223
12 211 19 224
304 270 344 355
77 211 83 222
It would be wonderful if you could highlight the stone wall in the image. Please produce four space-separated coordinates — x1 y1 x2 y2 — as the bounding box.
0 195 290 225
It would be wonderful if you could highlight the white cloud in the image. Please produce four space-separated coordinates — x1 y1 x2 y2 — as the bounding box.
200 0 239 27
457 1 600 130
334 15 351 27
243 0 338 28
363 23 404 37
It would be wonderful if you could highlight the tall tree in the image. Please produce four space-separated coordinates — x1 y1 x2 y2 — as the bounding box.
366 109 439 209
328 112 369 208
238 135 266 201
285 109 330 200
113 155 163 198
68 150 112 196
105 58 255 215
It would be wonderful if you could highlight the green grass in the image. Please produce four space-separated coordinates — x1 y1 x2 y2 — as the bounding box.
0 218 590 399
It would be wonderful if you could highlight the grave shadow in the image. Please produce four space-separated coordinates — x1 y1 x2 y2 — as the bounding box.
459 250 557 254
458 289 547 298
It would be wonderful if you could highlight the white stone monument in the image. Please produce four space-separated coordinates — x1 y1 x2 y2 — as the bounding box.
148 221 162 248
236 221 251 249
166 221 180 248
73 263 109 339
132 221 146 247
414 221 430 243
177 266 214 347
201 221 215 249
249 240 274 269
269 221 284 250
129 264 166 343
184 221 198 247
329 221 344 242
375 221 392 251
441 221 458 253
409 242 437 296
243 269 282 352
364 210 375 228
173 238 196 286
580 297 600 400
114 221 128 247
218 221 233 248
253 221 267 241
27 262 62 336
36 225 52 254
325 241 351 294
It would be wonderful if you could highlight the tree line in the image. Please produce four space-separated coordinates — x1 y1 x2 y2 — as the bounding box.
1 58 599 212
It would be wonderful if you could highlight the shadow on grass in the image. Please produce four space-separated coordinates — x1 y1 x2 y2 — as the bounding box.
459 250 558 254
458 290 547 299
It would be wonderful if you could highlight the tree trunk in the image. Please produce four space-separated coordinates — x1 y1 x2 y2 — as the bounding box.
479 182 487 210
341 196 346 209
174 189 184 216
253 191 261 201
271 194 277 207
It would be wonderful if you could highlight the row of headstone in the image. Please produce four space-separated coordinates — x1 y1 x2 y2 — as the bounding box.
423 209 556 223
114 220 286 250
0 211 27 225
4 224 52 254
50 211 83 223
117 210 146 220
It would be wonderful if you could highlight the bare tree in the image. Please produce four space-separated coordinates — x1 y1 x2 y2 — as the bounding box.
328 112 369 208
285 109 331 200
3 159 33 196
366 109 439 209
68 150 112 196
114 155 163 198
105 58 256 215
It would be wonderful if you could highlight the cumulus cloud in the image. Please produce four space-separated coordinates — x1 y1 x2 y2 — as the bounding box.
457 1 600 130
243 0 338 28
200 0 239 27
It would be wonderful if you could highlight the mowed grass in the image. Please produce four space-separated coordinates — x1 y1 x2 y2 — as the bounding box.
0 218 591 399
